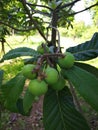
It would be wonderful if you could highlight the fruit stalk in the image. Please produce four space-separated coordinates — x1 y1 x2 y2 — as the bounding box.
33 53 65 73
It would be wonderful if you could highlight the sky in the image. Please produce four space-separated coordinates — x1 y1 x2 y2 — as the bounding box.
72 0 92 25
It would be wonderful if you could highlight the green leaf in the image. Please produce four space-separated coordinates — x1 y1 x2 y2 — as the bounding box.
24 57 37 65
17 89 39 116
23 89 35 114
75 62 98 78
2 74 26 112
67 32 98 61
16 98 31 116
62 66 98 112
16 98 25 115
43 87 90 130
0 47 40 62
0 70 4 88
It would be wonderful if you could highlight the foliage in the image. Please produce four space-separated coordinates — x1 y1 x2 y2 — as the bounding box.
0 60 24 80
0 47 40 62
67 32 98 61
61 21 98 41
62 65 98 112
0 0 98 130
63 21 88 38
0 0 75 37
43 87 90 130
90 0 98 26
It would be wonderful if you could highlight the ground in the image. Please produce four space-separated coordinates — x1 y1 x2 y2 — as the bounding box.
1 96 98 130
1 96 44 130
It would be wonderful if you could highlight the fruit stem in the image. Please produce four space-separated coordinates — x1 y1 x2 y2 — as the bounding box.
33 53 65 73
42 53 65 58
32 56 44 73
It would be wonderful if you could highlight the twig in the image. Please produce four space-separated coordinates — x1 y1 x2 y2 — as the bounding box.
69 2 98 16
5 41 13 50
21 0 49 44
26 3 53 11
0 21 34 32
33 53 65 73
59 0 81 10
42 53 64 58
30 9 50 17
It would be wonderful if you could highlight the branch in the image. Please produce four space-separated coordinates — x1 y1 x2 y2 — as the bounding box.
69 2 98 16
49 26 61 52
50 10 58 48
26 2 53 11
26 2 51 17
33 53 65 73
31 9 50 17
21 0 49 44
59 0 81 10
0 21 34 32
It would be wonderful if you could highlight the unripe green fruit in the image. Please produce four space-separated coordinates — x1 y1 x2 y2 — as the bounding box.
28 79 48 96
22 64 36 79
37 44 49 54
51 76 65 91
45 67 59 85
58 52 75 69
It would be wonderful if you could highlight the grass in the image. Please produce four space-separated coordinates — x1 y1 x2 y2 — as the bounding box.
0 34 44 58
1 60 24 81
0 34 44 80
4 34 43 53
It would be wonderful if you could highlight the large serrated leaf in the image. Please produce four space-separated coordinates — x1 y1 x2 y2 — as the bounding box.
0 47 40 62
62 66 98 112
2 74 26 112
0 70 4 88
43 87 90 130
67 32 98 61
75 62 98 78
